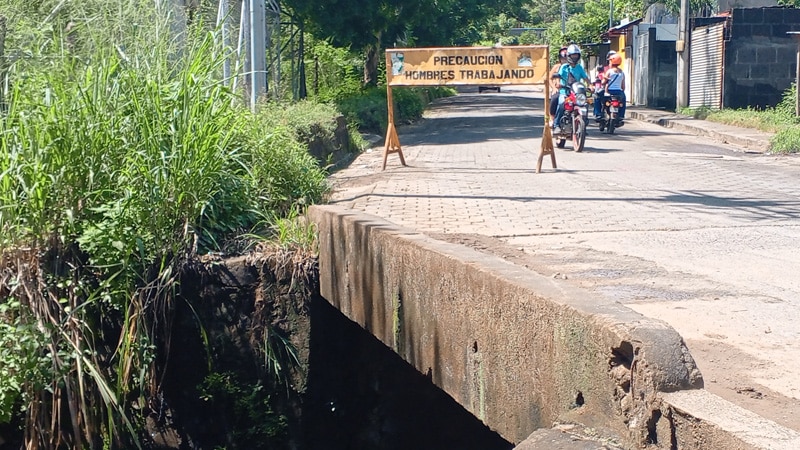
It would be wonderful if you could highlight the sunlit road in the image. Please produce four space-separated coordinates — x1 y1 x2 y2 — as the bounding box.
329 86 800 431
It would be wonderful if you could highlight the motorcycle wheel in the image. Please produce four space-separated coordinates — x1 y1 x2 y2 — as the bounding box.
598 120 605 132
573 116 586 153
607 115 616 135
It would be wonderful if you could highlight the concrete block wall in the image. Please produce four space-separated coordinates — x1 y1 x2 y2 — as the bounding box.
724 7 800 109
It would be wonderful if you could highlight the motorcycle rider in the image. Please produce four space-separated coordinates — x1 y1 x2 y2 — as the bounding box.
603 53 626 126
592 65 605 120
548 47 569 126
594 50 617 120
551 44 592 134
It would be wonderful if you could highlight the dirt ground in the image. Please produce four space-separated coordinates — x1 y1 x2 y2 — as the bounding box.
427 231 800 432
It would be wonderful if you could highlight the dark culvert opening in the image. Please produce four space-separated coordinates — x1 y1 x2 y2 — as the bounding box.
303 295 513 450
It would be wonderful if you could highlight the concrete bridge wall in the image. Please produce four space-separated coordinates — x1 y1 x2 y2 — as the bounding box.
310 205 798 449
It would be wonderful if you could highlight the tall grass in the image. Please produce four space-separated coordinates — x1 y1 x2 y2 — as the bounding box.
0 4 329 448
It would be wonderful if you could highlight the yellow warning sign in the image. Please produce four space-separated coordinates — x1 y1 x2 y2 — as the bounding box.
386 46 548 87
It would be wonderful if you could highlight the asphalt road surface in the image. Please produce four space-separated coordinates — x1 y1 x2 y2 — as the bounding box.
329 86 800 432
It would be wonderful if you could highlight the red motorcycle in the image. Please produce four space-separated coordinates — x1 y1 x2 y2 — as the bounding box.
553 82 588 152
598 94 623 134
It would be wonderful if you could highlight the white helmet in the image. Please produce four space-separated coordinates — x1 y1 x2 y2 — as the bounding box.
566 44 581 63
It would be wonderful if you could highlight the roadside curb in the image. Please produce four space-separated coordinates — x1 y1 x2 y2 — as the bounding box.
628 109 773 153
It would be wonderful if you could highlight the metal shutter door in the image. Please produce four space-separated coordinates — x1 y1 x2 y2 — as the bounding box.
689 23 724 109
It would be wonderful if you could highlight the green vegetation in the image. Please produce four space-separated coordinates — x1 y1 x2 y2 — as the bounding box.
0 0 456 446
679 84 800 154
337 86 457 133
199 372 289 448
0 3 330 449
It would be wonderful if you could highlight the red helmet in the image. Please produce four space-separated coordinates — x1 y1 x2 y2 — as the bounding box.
609 54 622 66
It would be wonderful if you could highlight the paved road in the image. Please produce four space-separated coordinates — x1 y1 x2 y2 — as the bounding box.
329 86 800 432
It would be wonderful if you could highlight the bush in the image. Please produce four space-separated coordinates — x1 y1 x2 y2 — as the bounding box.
768 83 800 153
234 122 329 215
336 86 456 134
769 127 800 153
256 101 340 139
775 82 798 118
336 88 387 133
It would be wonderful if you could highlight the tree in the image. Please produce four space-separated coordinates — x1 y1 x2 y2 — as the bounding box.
286 0 528 86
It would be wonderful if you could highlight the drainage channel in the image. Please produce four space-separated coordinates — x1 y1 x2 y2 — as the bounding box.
303 295 513 449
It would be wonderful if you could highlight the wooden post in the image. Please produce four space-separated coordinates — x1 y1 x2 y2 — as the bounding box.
382 86 406 170
537 47 557 173
382 51 405 170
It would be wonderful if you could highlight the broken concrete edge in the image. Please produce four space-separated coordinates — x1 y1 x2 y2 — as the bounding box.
514 424 626 450
627 110 772 153
310 204 724 447
516 390 800 450
661 390 800 450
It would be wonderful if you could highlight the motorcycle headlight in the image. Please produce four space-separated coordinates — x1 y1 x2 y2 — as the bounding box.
575 93 587 106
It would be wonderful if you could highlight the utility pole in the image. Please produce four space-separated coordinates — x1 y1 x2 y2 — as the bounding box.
561 0 566 34
266 0 280 100
609 0 614 30
249 0 267 111
677 0 690 108
216 0 231 84
237 1 250 100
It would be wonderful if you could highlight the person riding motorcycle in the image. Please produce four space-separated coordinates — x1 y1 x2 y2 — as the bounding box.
592 65 605 120
552 44 592 134
593 50 617 120
549 47 569 125
602 53 626 126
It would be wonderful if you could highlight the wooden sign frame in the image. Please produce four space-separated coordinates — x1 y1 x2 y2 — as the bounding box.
382 45 556 172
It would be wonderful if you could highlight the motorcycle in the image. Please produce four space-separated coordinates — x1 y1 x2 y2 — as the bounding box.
597 93 624 134
554 82 588 152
